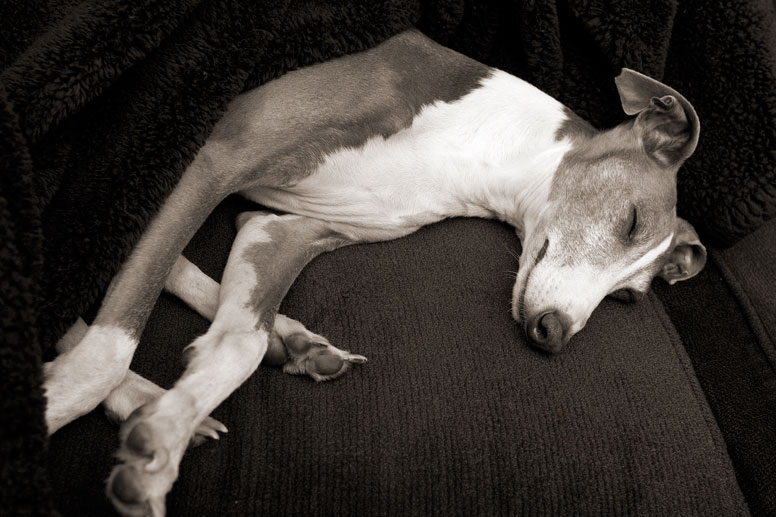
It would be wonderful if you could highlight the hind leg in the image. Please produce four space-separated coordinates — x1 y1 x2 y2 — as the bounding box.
42 147 230 435
166 253 365 380
106 212 361 516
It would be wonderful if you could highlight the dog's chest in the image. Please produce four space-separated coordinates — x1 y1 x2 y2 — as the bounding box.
232 31 573 235
229 31 490 231
242 106 473 234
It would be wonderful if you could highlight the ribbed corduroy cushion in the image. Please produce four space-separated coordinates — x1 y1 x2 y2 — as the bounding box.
715 221 776 366
48 196 748 515
655 218 776 515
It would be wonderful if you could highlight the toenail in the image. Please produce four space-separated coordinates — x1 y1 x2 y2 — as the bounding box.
111 467 146 504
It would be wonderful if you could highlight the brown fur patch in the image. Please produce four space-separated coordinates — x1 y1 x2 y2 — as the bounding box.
96 159 230 338
554 106 596 141
207 30 491 188
239 216 345 331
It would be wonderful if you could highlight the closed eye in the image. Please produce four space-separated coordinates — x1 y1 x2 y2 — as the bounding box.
626 206 639 242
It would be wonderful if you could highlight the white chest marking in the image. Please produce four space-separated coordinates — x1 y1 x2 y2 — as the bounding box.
242 70 573 240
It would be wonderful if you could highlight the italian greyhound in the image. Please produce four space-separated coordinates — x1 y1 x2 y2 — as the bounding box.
43 29 706 516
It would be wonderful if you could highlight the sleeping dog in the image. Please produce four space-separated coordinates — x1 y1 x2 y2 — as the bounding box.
44 29 705 516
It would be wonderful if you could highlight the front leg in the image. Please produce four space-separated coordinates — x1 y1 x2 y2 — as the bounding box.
106 212 359 516
166 253 365 380
270 314 367 382
55 318 227 445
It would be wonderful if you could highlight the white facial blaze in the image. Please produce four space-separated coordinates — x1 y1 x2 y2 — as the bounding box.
520 233 674 335
616 232 674 283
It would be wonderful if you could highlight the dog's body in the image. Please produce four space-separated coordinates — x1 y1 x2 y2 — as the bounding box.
43 30 706 516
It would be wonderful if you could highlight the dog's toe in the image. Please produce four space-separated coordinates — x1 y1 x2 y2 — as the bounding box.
126 422 156 457
110 466 147 504
107 465 153 517
120 418 173 473
108 392 198 516
310 347 346 376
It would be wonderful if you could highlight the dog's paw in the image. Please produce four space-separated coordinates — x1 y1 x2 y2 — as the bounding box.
106 391 199 517
266 315 366 381
278 331 367 382
104 371 227 449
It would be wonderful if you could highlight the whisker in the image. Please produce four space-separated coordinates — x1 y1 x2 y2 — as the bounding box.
500 241 521 262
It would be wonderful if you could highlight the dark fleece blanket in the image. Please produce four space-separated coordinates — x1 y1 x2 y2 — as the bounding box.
1 1 774 514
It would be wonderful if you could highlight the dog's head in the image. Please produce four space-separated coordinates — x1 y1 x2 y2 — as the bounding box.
513 68 705 353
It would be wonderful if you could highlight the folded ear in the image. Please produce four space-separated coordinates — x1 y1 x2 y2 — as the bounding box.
615 68 700 168
659 217 707 285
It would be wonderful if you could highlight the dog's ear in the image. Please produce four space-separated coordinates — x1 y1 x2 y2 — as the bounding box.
659 217 706 285
615 68 700 168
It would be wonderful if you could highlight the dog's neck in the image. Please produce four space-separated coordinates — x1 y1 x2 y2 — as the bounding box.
448 140 572 237
418 70 579 235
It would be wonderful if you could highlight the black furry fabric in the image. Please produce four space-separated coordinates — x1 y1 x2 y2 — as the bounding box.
0 83 53 516
1 0 775 515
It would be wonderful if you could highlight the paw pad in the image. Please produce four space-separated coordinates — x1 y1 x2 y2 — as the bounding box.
269 323 367 382
111 466 146 505
125 422 155 458
309 348 345 376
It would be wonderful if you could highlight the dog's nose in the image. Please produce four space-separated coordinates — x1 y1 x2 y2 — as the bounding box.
526 310 571 354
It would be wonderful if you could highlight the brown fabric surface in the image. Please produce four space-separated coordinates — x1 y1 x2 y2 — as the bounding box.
48 196 747 515
714 220 776 367
654 225 776 516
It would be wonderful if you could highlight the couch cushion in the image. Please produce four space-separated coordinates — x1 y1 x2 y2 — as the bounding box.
48 196 748 515
656 218 776 515
715 219 776 366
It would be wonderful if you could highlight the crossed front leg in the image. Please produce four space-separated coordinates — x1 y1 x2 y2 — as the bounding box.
53 243 364 449
165 253 366 381
105 212 359 517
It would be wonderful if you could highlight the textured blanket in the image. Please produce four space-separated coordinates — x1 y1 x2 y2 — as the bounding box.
1 0 774 514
